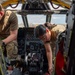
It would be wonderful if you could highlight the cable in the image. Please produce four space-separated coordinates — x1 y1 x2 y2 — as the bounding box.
50 0 60 9
9 0 20 8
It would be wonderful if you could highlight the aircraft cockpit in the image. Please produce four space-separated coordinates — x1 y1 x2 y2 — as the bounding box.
15 0 67 58
1 0 75 75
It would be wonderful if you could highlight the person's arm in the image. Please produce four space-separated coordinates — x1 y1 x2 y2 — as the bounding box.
44 43 53 74
2 29 18 44
3 12 18 44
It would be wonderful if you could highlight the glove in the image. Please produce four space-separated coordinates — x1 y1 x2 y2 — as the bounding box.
0 41 6 51
0 41 5 47
0 41 6 56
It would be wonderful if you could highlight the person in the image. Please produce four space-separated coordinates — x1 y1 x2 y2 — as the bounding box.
0 4 18 59
34 22 66 74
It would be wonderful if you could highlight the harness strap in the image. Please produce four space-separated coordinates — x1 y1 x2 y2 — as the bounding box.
2 11 12 30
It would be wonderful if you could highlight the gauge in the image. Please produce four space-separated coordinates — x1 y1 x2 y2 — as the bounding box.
30 45 34 50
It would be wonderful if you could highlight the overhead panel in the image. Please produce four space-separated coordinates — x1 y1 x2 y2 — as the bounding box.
44 0 71 9
0 0 8 4
61 0 72 5
52 0 71 9
1 0 25 8
0 0 72 9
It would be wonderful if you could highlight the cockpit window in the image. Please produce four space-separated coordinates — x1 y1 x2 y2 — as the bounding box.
27 14 46 27
18 15 24 27
6 4 66 27
51 14 66 25
6 4 24 27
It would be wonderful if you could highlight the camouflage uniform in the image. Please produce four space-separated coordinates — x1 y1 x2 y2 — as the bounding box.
0 10 18 59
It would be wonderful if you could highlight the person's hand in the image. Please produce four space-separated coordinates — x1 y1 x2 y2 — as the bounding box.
0 41 5 46
0 41 6 56
0 41 3 46
48 66 53 75
0 40 6 50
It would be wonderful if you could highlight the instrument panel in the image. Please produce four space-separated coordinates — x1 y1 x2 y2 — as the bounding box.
25 40 45 53
18 27 48 72
18 27 45 57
